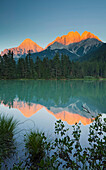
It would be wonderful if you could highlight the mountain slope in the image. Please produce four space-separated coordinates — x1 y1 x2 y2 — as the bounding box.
1 39 43 58
79 43 106 62
29 38 103 61
29 47 78 61
67 38 103 57
47 42 66 50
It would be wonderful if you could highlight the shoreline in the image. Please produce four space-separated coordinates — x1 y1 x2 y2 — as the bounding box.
0 78 106 81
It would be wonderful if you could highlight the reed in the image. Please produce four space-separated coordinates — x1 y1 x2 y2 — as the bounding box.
0 114 18 163
24 130 46 168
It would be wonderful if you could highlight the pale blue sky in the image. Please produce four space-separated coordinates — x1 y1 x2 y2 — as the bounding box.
0 0 106 52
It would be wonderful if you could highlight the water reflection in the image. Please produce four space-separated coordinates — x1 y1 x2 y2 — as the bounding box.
0 80 105 169
0 100 95 126
0 80 106 125
0 80 105 112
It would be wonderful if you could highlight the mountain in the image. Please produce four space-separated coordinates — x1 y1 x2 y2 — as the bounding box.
29 47 78 61
79 43 106 62
45 31 101 49
1 38 43 58
48 41 66 50
67 38 103 57
40 31 102 60
1 31 103 60
29 38 103 61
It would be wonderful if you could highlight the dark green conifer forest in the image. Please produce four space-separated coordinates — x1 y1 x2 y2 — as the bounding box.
0 50 106 79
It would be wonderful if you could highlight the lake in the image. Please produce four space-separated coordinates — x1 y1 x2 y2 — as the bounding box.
0 80 106 167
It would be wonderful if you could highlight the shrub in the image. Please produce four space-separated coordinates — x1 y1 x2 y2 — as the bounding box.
24 115 106 169
53 115 106 169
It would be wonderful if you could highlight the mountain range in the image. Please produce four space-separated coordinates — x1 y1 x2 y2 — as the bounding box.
45 31 101 48
1 31 104 60
30 38 102 61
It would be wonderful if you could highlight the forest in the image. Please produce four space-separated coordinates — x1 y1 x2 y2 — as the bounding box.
0 50 106 79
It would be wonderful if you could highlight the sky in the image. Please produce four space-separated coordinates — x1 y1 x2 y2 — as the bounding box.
0 0 106 53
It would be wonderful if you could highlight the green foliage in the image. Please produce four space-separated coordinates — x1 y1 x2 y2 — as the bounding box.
23 115 106 169
1 114 106 169
52 116 106 169
12 160 26 170
24 131 46 168
0 50 106 80
0 114 18 165
87 114 106 169
84 76 95 79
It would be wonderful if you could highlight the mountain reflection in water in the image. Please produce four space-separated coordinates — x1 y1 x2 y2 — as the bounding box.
0 80 105 126
1 101 94 125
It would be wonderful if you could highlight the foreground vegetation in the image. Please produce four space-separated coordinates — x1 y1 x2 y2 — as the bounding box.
0 115 18 167
0 50 106 80
0 113 106 169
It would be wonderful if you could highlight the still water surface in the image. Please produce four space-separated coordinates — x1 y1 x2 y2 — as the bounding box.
0 80 106 166
0 80 106 116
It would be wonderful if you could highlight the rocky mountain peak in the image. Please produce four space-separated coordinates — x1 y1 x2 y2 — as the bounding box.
1 38 43 57
81 31 101 41
45 31 101 49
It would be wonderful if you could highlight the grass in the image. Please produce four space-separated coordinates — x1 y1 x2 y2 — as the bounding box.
24 131 46 168
0 114 18 163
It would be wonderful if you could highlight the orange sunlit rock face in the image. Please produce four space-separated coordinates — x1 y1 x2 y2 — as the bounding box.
80 31 100 41
45 31 101 48
1 101 93 125
1 38 43 56
18 38 43 53
1 31 101 56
